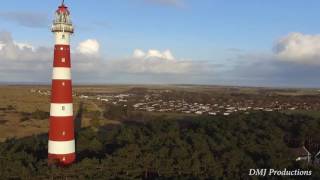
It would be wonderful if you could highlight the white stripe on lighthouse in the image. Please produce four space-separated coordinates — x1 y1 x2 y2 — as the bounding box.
48 140 75 154
52 67 71 80
50 103 73 117
55 32 71 45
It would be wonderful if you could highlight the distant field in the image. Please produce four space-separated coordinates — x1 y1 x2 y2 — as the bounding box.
1 84 320 142
168 85 320 96
72 84 320 96
0 85 49 112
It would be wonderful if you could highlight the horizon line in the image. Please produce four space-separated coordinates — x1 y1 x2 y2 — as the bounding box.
0 82 319 90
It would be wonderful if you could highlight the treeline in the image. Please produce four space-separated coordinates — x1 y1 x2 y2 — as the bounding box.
0 104 49 122
20 109 49 121
1 112 320 179
0 105 15 112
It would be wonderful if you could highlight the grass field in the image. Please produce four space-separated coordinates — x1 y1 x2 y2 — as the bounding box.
0 85 120 142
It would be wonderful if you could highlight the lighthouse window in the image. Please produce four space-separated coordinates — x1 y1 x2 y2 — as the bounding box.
62 34 65 39
61 58 65 63
62 106 65 111
62 82 65 86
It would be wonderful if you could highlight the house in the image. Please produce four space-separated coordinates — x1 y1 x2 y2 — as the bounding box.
304 138 320 165
293 146 311 163
80 95 89 99
292 138 320 165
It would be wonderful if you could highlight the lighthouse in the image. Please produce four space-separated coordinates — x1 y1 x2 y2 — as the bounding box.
48 1 75 165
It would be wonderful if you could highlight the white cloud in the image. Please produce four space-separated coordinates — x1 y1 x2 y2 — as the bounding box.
14 42 35 51
0 32 47 62
0 43 5 50
123 49 191 74
133 49 175 60
76 39 100 55
274 32 320 64
90 49 199 74
133 49 146 59
162 50 175 60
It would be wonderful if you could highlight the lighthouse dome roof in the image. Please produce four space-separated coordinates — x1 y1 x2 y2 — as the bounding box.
56 4 70 15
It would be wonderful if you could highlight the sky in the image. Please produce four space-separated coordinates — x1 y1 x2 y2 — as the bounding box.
0 0 320 87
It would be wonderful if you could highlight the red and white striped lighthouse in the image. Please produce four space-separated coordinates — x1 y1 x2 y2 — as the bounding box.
48 1 75 165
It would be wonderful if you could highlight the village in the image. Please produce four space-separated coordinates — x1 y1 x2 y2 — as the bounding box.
31 88 320 116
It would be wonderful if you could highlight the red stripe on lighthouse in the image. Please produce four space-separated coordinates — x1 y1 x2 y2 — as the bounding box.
48 153 75 165
54 45 71 67
49 116 74 141
51 80 73 103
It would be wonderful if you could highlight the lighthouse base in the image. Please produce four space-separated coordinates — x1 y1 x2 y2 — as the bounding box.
48 153 76 166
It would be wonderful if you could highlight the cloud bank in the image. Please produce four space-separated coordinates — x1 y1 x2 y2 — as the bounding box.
2 31 320 87
0 31 207 84
218 32 320 87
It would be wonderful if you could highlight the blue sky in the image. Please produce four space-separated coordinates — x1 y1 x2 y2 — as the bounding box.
2 0 317 58
0 0 320 87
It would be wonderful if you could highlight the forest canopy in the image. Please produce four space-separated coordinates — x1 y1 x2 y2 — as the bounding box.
0 112 320 179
